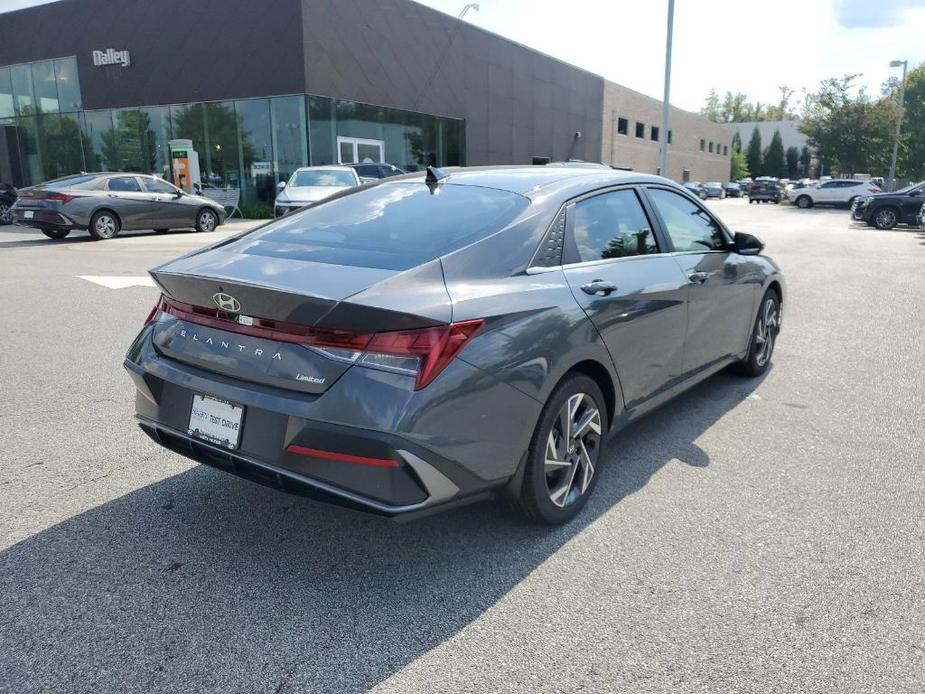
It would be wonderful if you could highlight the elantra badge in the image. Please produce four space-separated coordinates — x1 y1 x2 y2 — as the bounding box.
212 292 241 313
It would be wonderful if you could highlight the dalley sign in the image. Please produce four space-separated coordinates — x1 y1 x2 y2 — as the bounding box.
92 49 131 67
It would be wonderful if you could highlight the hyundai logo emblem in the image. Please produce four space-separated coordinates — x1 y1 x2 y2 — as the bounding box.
212 292 241 313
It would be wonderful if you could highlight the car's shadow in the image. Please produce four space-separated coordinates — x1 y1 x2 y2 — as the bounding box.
1 369 766 692
0 227 202 250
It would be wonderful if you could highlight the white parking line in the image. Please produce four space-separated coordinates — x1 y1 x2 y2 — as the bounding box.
77 275 156 289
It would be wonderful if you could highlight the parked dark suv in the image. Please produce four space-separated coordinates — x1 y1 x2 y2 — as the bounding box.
747 181 781 204
0 182 16 225
852 181 925 230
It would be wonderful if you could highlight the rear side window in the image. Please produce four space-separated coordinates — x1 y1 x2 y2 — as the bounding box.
246 183 529 270
107 176 141 192
647 188 727 252
570 189 658 262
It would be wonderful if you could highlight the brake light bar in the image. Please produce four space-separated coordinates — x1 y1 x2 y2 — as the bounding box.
29 191 77 204
150 295 484 389
285 444 399 468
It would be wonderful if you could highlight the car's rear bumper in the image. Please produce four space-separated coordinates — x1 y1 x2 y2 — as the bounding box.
12 209 77 229
123 324 538 518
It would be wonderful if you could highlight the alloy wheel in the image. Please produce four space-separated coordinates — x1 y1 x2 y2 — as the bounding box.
95 214 116 237
544 392 602 508
0 202 11 225
875 209 897 229
754 297 779 367
199 210 217 232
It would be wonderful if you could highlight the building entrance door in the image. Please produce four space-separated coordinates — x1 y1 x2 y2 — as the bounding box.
336 137 384 164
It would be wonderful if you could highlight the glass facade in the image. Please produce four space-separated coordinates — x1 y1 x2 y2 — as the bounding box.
0 56 465 217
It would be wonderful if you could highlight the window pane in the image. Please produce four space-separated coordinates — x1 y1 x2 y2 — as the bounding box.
308 95 335 165
235 98 273 210
203 102 240 189
635 122 644 138
252 183 529 270
10 64 35 115
54 57 81 111
648 188 727 252
617 117 628 135
80 110 116 171
38 112 85 180
31 61 58 114
109 109 156 172
572 189 658 262
651 126 659 142
270 95 307 186
15 115 42 184
0 68 15 119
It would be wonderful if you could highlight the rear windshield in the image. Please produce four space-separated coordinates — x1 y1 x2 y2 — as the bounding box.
43 174 101 190
291 170 355 187
245 182 529 270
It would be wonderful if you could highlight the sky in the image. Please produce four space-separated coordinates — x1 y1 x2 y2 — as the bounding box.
4 0 924 114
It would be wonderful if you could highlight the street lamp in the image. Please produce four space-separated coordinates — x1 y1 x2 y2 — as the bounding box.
658 0 675 178
458 3 479 19
887 59 908 191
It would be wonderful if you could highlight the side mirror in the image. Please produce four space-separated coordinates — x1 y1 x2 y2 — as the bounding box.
734 231 764 255
277 181 287 191
175 189 183 198
908 189 921 197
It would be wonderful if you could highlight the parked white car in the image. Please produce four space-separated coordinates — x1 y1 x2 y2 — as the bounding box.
274 166 361 217
791 179 881 209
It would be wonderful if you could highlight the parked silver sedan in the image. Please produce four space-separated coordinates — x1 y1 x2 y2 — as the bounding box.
11 172 227 240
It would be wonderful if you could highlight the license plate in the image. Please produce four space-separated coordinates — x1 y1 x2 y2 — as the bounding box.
23 211 33 219
188 394 244 449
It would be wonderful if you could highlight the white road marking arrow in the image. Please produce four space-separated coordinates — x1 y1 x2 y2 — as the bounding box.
77 275 156 289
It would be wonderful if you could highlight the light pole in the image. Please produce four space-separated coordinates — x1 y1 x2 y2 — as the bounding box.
658 0 675 178
458 3 479 19
887 59 907 191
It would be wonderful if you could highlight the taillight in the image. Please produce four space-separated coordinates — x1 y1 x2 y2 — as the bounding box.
362 320 484 389
38 192 77 204
156 296 484 390
867 188 879 193
143 295 166 325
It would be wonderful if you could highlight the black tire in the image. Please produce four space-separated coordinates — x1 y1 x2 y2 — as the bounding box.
511 373 608 525
734 288 780 378
195 208 219 233
796 195 812 209
88 210 121 240
0 201 12 225
153 228 171 234
41 228 70 240
873 206 899 230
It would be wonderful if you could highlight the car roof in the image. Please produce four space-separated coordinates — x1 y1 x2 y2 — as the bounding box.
385 165 671 198
293 165 356 173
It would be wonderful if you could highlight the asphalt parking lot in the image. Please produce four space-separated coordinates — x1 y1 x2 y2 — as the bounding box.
1 200 924 693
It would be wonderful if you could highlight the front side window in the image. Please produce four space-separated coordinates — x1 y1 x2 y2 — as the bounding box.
570 189 658 262
647 188 727 253
143 177 178 194
107 176 142 192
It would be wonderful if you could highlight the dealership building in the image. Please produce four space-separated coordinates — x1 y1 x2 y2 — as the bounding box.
0 0 730 214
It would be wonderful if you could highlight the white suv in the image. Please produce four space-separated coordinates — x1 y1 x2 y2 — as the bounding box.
792 179 881 209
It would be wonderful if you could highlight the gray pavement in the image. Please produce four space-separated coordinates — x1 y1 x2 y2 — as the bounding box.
1 202 923 693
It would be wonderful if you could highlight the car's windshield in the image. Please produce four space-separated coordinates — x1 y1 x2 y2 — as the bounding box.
705 182 721 187
290 170 356 187
246 182 529 271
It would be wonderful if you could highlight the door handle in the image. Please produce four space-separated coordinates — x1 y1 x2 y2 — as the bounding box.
688 271 709 284
107 193 118 198
581 280 618 296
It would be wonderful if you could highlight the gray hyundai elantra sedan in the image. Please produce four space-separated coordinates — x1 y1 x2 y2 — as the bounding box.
11 172 226 240
125 166 784 524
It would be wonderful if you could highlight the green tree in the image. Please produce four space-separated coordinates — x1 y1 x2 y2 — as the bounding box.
731 131 742 153
891 63 925 179
799 145 812 177
785 146 800 179
746 127 763 176
763 130 787 178
730 149 749 180
800 75 896 176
